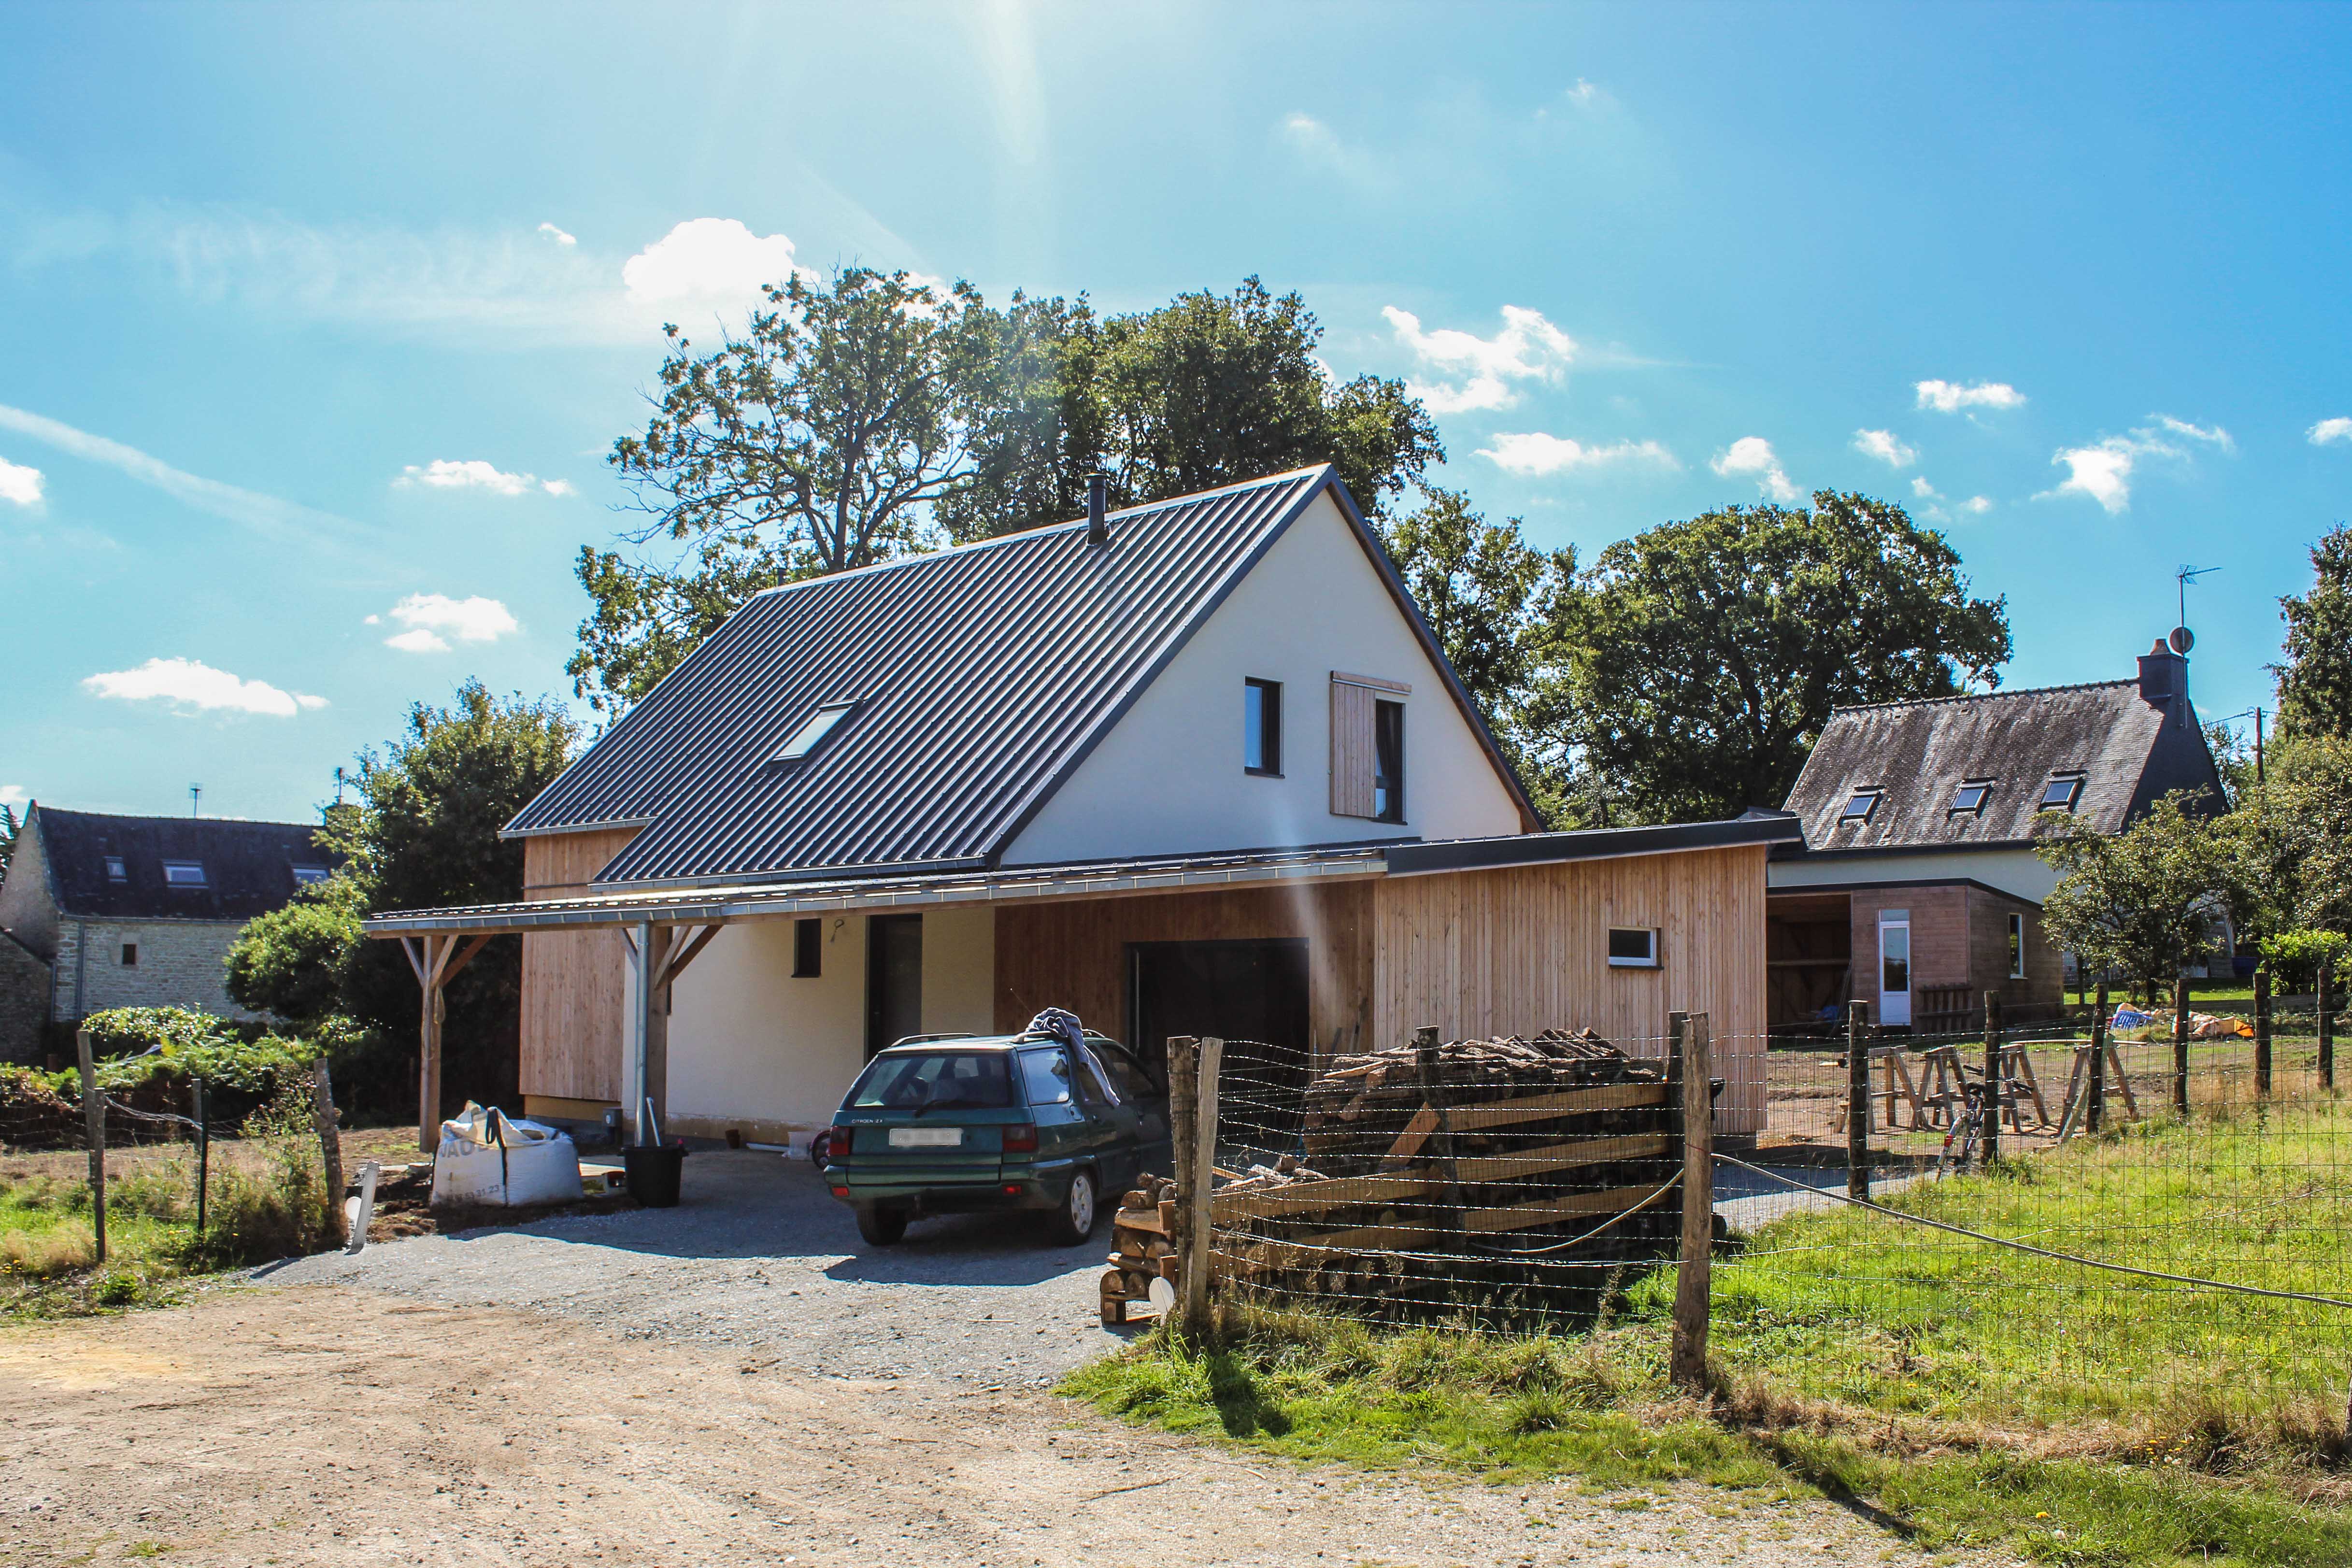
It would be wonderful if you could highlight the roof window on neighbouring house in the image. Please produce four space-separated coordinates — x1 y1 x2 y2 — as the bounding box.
103 855 127 882
161 860 207 888
772 702 856 763
1838 789 1882 826
2040 773 2085 812
1949 780 1993 816
291 865 331 886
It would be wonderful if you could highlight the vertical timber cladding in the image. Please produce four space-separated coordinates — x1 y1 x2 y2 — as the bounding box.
992 881 1377 1065
1371 844 1771 1135
518 827 640 1108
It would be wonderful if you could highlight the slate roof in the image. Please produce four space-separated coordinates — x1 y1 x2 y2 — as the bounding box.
26 806 338 922
506 467 1535 886
1782 679 2227 853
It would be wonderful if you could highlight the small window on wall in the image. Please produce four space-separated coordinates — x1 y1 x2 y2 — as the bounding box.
2008 913 2026 979
1243 679 1282 775
1372 700 1406 823
792 917 822 978
120 943 138 968
1608 927 1659 969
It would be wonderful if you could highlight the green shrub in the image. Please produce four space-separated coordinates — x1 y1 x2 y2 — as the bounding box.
2258 928 2350 994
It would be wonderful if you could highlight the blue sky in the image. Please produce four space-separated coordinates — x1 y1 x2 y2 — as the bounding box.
4 1 2348 824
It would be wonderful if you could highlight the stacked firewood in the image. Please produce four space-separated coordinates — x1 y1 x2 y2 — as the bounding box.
1098 1172 1181 1325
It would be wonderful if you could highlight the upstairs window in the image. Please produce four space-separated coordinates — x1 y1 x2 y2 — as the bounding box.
103 855 127 882
2008 913 2027 979
291 865 331 887
1329 672 1411 820
120 942 138 968
773 702 855 762
1949 781 1992 816
1838 789 1882 826
2041 773 2084 812
161 860 207 888
1243 678 1282 776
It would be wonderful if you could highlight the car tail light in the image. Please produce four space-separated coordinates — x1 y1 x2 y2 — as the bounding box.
825 1126 852 1163
1001 1123 1039 1155
830 1186 849 1198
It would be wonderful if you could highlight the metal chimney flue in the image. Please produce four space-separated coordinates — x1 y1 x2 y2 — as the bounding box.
1086 472 1109 547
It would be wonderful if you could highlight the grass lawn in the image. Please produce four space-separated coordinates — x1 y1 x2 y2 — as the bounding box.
1069 1096 2352 1567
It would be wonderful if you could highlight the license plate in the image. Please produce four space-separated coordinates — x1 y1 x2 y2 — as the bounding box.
888 1126 964 1149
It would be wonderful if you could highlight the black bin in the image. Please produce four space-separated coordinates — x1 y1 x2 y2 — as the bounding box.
622 1142 688 1208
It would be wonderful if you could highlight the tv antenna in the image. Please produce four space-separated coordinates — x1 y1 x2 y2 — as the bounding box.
2173 564 2222 652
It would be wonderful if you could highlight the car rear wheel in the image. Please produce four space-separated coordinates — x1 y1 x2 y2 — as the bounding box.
1045 1169 1097 1246
856 1205 909 1246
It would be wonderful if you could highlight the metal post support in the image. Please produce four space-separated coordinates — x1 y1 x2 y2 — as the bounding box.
630 920 656 1145
2088 983 2109 1134
2173 977 2193 1117
1670 1012 1713 1393
2253 969 2273 1099
1982 992 2002 1164
1845 1000 1872 1202
77 1027 105 1267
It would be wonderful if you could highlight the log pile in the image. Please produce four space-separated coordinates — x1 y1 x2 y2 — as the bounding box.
1098 1172 1182 1326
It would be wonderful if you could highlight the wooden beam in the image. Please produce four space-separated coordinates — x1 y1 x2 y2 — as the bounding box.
399 935 426 986
657 924 721 989
438 933 495 987
1211 1134 1675 1224
1288 1184 1662 1253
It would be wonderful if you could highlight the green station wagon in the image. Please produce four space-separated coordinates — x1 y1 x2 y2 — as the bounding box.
822 1030 1172 1246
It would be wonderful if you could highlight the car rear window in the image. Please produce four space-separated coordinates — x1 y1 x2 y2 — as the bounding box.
1017 1048 1073 1106
850 1052 1016 1111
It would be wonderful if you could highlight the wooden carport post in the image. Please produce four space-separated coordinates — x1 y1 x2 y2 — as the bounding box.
400 931 493 1153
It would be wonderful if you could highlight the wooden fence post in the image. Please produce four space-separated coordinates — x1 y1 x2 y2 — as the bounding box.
2320 965 2336 1091
1413 1025 1464 1238
1845 1000 1871 1203
2088 982 2109 1134
1982 992 2002 1164
313 1058 346 1249
1670 1012 1713 1394
76 1027 105 1268
191 1075 209 1240
2253 968 2272 1099
1183 1037 1222 1329
1165 1035 1199 1333
2172 977 2192 1117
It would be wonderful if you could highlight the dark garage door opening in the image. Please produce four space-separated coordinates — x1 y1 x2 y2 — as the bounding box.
1128 939 1310 1157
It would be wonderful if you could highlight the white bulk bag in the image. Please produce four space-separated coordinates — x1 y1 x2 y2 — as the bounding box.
429 1103 585 1208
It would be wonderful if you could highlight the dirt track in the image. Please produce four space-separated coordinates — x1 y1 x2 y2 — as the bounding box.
0 1284 1948 1568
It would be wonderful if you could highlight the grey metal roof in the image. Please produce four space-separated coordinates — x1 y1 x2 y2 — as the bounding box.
507 467 1536 886
1782 678 2225 852
22 806 338 922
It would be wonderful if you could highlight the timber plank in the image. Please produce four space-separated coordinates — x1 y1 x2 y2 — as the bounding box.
1211 1136 1672 1222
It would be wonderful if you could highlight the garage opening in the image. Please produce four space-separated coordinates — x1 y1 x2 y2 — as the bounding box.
1127 939 1310 1155
1767 890 1852 1036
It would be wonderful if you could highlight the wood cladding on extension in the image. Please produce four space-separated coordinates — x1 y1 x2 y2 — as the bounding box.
519 828 640 1105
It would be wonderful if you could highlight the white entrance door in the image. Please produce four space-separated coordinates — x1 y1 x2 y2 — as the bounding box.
1878 911 1912 1027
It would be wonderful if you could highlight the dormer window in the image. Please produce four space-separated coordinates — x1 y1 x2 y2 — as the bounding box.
1838 789 1882 826
773 702 856 763
1950 781 1992 816
161 860 207 888
104 855 127 882
2040 773 2084 812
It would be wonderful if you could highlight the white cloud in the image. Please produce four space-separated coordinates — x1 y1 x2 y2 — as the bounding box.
1958 495 1994 514
0 404 356 540
1477 433 1676 476
1911 475 1940 499
537 222 577 247
1852 428 1916 468
83 657 324 717
383 593 519 654
621 217 810 312
0 785 26 810
2043 414 2235 514
1915 379 2026 414
2153 414 2235 453
0 456 42 506
2309 416 2352 446
396 459 574 498
1562 78 1602 108
1382 304 1576 413
1711 436 1799 502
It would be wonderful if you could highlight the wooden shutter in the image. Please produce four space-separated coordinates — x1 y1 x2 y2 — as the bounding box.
1329 672 1409 819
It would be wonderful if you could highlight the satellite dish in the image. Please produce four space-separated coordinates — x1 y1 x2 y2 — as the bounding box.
2169 626 2195 654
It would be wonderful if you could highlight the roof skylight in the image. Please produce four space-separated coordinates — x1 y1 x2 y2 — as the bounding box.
1838 790 1882 826
773 702 856 763
1950 781 1992 815
2040 774 2084 812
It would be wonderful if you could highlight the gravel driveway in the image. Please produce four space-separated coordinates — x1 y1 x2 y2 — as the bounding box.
267 1146 1124 1387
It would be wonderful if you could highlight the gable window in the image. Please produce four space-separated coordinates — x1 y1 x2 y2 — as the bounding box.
2040 773 2084 812
291 865 330 887
1950 781 1992 816
161 861 207 888
1608 927 1660 969
792 917 822 979
773 702 855 763
2008 913 2026 979
1838 789 1882 826
1243 679 1282 776
1328 672 1411 820
120 943 138 968
104 855 127 882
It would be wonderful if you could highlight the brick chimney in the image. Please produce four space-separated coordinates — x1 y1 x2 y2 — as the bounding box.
2137 637 2189 728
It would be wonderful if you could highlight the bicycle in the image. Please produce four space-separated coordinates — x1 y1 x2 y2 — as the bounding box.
1936 1073 1993 1178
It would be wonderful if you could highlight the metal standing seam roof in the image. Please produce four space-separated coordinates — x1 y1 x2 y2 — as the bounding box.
1780 679 2223 851
505 467 1537 887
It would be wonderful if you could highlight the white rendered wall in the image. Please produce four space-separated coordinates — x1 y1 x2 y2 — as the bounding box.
1005 492 1525 867
1766 846 2057 905
664 906 994 1142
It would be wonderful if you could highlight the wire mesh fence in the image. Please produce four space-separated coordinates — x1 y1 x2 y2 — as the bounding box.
1199 994 2352 1421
